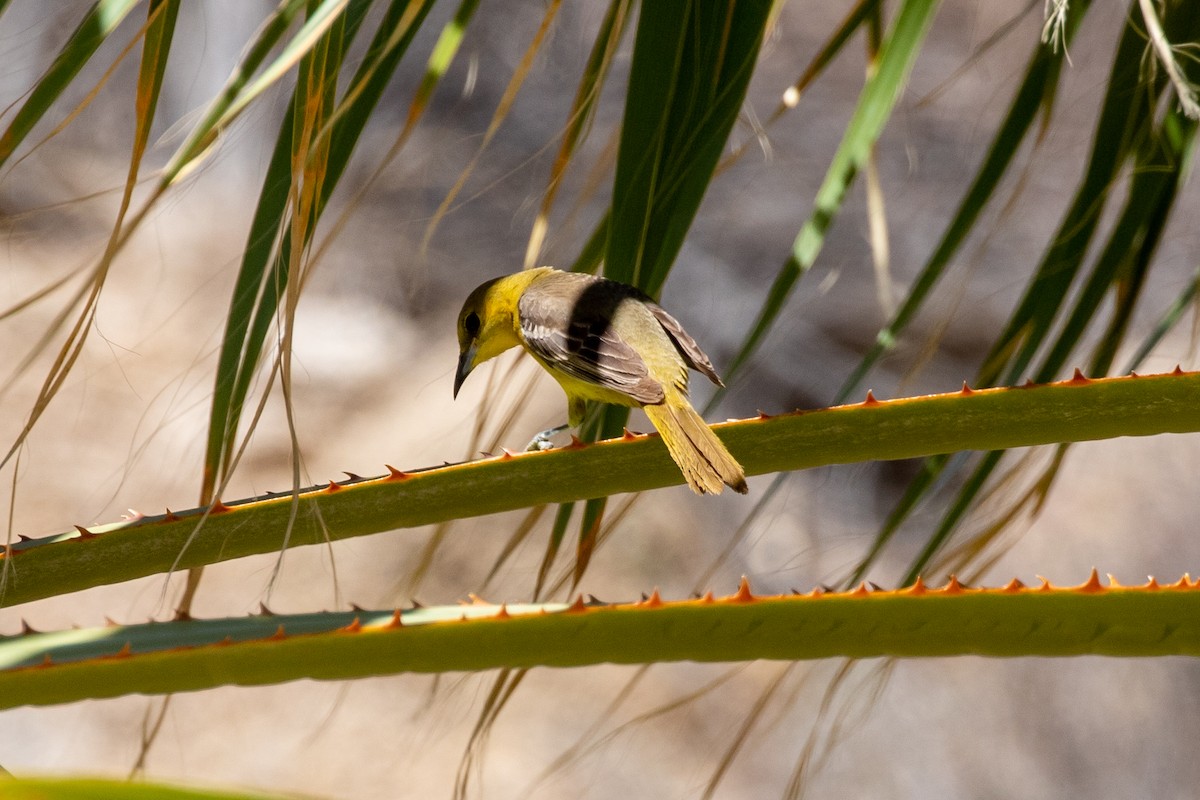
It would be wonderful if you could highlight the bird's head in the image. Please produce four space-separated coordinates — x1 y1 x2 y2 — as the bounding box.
454 275 524 398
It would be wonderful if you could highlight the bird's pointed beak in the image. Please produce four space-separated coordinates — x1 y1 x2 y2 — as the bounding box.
454 342 477 398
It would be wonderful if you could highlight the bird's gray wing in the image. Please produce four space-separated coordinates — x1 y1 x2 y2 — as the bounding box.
518 278 665 405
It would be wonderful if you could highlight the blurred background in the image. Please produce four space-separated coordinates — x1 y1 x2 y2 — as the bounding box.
2 1 1200 797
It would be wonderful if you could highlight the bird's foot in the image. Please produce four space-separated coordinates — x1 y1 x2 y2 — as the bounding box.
526 424 570 452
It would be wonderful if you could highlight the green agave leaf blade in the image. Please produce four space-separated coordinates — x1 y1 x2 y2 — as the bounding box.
607 0 772 294
5 576 1200 708
3 371 1199 608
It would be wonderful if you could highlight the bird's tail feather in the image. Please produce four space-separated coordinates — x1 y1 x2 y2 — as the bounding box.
644 401 748 495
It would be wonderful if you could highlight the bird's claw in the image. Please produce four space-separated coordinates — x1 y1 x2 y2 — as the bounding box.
526 434 555 452
525 424 570 452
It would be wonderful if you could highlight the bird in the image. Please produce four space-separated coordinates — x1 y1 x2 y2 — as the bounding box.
454 267 747 495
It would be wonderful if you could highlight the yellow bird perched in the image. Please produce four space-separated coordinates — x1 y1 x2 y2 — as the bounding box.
454 267 747 495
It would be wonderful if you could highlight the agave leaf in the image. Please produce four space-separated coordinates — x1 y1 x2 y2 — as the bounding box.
4 371 1199 608
606 0 772 293
6 574 1200 709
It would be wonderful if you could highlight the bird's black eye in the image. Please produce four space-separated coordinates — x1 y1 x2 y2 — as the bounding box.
464 311 481 337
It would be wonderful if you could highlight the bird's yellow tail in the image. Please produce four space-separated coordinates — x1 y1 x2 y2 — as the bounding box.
644 400 748 495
